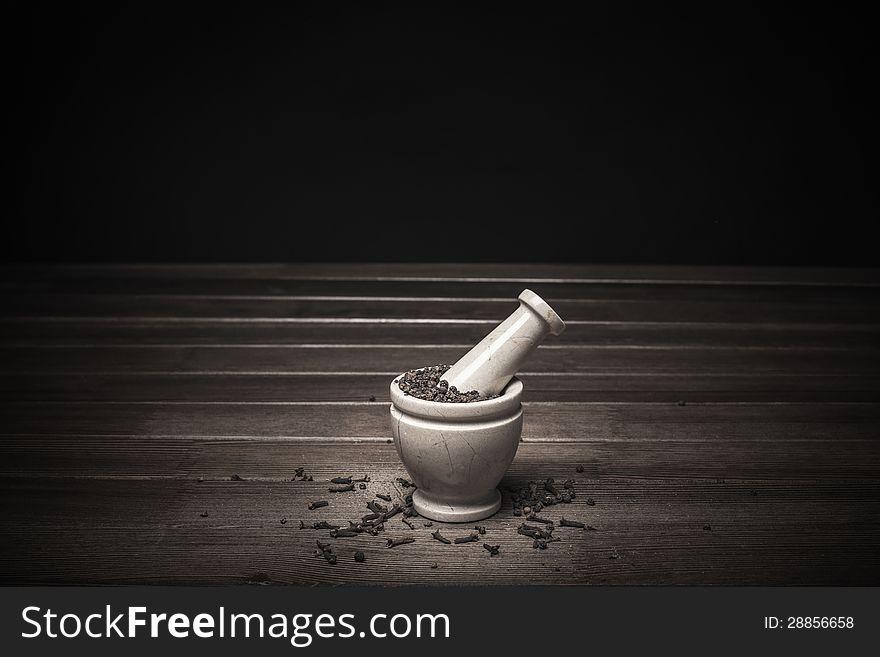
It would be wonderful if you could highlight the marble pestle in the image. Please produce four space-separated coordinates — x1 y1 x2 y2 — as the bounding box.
442 289 566 397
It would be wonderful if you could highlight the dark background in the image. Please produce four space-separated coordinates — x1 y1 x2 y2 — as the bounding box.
5 3 876 264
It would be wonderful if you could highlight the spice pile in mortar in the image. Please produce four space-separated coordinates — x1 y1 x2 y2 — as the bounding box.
396 365 500 403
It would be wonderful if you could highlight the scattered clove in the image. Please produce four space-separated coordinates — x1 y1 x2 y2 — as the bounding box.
474 525 487 535
402 518 415 530
231 474 243 481
396 477 415 488
330 477 352 485
330 529 359 538
386 537 415 548
312 521 339 530
359 483 367 489
703 524 712 531
454 533 479 544
586 498 596 506
199 511 208 518
376 494 392 502
280 517 287 525
308 500 329 510
424 522 433 527
367 500 388 515
559 517 585 529
483 544 500 556
527 514 553 525
369 395 376 402
576 465 584 473
431 530 451 545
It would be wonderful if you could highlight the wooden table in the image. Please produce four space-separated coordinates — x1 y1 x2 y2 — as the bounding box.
1 264 879 585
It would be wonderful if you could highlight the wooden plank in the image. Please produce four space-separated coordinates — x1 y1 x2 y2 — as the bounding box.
0 470 877 584
2 401 878 442
4 276 880 304
3 345 878 375
3 373 878 403
4 263 880 285
3 293 878 323
2 438 878 480
3 318 878 348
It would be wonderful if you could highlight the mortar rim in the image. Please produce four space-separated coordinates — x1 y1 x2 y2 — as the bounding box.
389 374 523 422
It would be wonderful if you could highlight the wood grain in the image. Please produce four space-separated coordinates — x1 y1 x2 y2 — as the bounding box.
2 401 877 442
3 293 878 323
3 373 878 403
0 460 877 585
0 264 878 586
4 318 878 348
3 344 878 375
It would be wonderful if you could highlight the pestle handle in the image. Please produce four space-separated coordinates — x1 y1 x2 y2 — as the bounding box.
441 289 565 397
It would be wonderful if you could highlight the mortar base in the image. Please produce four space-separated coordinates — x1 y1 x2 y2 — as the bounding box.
412 489 502 523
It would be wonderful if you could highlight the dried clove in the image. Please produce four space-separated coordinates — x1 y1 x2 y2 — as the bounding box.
383 504 402 519
545 478 559 497
454 533 479 544
396 477 415 488
424 521 433 527
330 477 352 485
280 516 287 525
352 475 371 483
231 474 243 481
386 536 415 548
376 493 392 502
299 521 306 529
559 517 586 529
527 514 554 525
517 523 553 540
402 518 415 530
483 544 500 556
329 483 355 493
329 528 357 538
316 540 337 564
199 511 209 518
367 500 387 515
586 498 596 506
474 525 487 535
312 521 339 530
308 500 329 510
359 483 367 489
431 530 451 545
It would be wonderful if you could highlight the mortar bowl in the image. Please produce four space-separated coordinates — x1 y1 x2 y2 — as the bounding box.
389 375 523 522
